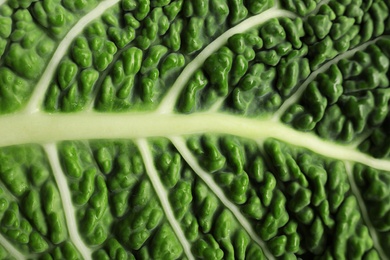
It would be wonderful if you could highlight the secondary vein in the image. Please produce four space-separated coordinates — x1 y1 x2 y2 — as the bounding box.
0 233 25 260
44 143 92 260
136 139 194 260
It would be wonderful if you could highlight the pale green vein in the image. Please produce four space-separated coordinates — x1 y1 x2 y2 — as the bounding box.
274 0 281 9
24 0 120 114
157 7 297 114
0 233 25 260
44 143 92 260
136 139 194 260
1 112 390 172
345 162 386 259
170 136 275 260
272 37 385 121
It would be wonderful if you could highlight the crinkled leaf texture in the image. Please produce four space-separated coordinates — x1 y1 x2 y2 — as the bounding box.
0 0 389 259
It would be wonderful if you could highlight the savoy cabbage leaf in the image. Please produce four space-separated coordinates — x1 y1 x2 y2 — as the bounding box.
0 0 389 259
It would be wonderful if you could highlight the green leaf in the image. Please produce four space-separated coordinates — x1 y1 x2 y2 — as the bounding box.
0 0 389 259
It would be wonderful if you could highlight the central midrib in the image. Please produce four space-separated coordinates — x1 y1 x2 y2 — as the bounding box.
2 111 390 172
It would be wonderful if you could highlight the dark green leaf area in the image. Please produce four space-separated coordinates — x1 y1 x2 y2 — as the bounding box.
59 140 185 259
354 164 390 258
274 44 310 98
0 15 11 57
283 41 390 144
0 7 55 112
263 139 377 259
358 116 390 159
95 47 144 111
26 0 105 39
111 185 182 260
302 0 389 70
29 1 75 39
280 0 320 16
190 181 265 260
0 67 32 114
149 138 266 259
40 241 81 260
178 0 273 54
258 17 305 60
0 0 32 10
5 42 46 81
226 63 281 115
0 146 74 256
5 0 101 40
340 43 390 94
155 0 257 54
93 238 135 260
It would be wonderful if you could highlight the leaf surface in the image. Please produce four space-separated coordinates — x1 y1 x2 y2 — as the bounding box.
0 0 389 259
